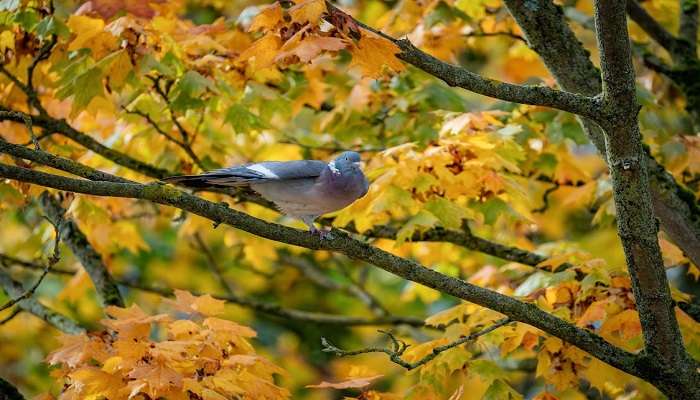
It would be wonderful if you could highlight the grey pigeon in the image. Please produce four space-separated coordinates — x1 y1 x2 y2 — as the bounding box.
164 151 369 235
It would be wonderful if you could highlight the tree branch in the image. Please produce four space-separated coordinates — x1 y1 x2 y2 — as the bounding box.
0 268 84 334
281 253 389 316
0 217 61 312
679 0 699 57
594 0 699 395
0 252 428 328
125 108 205 170
0 377 25 400
627 0 682 59
321 318 512 370
324 2 602 122
0 140 577 275
504 0 700 269
39 191 125 307
0 164 643 379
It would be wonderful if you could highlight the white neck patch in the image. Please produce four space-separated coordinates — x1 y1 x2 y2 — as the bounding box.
328 160 340 174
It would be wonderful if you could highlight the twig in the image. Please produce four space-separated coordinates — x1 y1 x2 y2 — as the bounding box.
0 308 21 325
626 0 683 60
192 233 238 294
0 218 61 312
26 36 56 116
533 182 560 213
0 111 40 150
39 191 125 307
147 75 192 145
321 318 512 370
0 269 84 334
0 252 429 328
125 108 205 170
281 253 389 316
463 30 526 43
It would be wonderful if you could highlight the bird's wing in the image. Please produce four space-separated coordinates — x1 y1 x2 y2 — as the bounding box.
163 160 327 188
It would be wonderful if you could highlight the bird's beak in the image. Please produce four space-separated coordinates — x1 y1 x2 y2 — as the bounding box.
354 161 364 169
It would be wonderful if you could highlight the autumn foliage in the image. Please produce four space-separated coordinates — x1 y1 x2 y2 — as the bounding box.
0 0 699 399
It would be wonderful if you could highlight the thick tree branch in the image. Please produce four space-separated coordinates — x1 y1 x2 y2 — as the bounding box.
504 0 700 269
595 0 699 396
321 318 512 370
0 269 84 334
0 164 643 379
39 191 125 307
324 3 601 122
0 141 576 274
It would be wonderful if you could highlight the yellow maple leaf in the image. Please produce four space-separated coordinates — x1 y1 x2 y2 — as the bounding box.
250 3 283 32
168 289 226 316
349 35 405 78
276 34 347 64
306 374 384 389
289 0 327 25
66 15 117 59
237 33 282 70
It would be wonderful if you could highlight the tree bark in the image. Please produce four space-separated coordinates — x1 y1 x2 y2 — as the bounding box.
594 0 700 397
503 0 700 273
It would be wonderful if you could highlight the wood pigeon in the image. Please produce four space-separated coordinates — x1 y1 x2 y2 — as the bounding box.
164 151 369 235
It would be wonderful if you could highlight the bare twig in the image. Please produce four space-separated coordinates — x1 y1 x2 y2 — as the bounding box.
281 253 389 316
0 252 428 328
0 269 84 334
192 233 238 294
0 218 61 312
0 111 40 150
626 0 682 59
321 318 512 370
125 108 205 170
0 308 21 325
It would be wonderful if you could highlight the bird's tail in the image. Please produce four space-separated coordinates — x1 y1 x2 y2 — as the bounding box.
162 171 257 188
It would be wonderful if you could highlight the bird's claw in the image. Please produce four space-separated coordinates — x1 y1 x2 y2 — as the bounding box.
310 228 333 240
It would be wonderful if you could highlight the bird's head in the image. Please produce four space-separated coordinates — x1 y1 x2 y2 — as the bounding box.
329 151 363 175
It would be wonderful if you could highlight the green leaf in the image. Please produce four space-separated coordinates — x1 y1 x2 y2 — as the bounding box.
425 198 469 229
471 197 509 225
561 121 587 144
14 9 39 31
170 71 215 111
71 67 104 113
396 210 439 245
225 104 266 133
34 16 70 38
482 379 522 400
419 83 467 112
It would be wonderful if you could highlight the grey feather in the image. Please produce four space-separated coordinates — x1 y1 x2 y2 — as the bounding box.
164 152 369 233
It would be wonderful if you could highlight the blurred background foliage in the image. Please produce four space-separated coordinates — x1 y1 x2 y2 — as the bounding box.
0 0 698 398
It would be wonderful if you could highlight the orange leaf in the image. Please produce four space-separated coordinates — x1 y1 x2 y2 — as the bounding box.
306 374 383 389
249 3 283 32
237 33 282 69
168 289 226 316
349 35 405 78
204 317 257 338
276 35 347 64
289 0 327 25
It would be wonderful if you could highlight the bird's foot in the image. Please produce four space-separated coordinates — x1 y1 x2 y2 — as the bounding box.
310 227 333 240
